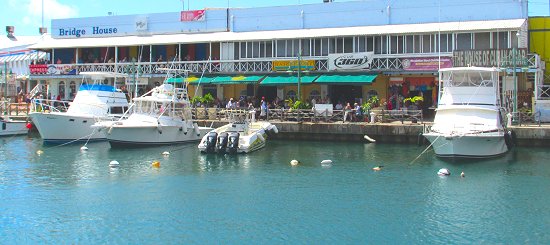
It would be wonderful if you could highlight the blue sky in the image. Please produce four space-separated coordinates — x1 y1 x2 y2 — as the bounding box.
1 0 549 36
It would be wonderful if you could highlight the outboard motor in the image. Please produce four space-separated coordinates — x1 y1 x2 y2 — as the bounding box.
217 132 229 153
205 132 218 153
227 132 240 154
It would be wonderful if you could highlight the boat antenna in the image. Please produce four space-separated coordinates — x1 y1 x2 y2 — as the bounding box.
193 55 212 97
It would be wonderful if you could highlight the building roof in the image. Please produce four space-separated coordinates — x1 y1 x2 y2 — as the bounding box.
30 19 526 50
0 35 44 50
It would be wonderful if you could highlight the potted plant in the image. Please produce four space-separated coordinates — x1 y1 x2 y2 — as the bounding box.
202 93 218 119
361 96 379 121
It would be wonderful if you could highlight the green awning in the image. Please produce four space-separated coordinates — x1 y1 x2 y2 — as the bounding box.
166 76 215 84
186 76 216 85
260 74 319 86
314 74 377 85
211 75 265 85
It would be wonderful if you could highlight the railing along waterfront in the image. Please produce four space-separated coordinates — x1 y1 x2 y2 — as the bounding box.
190 107 423 124
1 101 32 116
26 55 488 76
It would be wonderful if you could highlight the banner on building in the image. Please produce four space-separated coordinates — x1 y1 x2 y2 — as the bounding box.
180 10 206 22
328 52 375 71
453 49 528 68
272 60 316 71
30 64 77 75
401 57 452 71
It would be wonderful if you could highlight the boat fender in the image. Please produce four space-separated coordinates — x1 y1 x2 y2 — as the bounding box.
181 121 188 134
364 134 376 143
193 123 200 136
257 133 265 142
504 130 516 149
437 168 451 176
227 132 240 154
270 125 279 134
157 121 163 134
205 132 218 153
372 166 383 171
80 146 88 151
290 159 300 166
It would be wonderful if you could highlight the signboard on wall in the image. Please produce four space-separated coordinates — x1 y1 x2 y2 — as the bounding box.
180 10 205 21
453 49 528 67
126 77 148 85
401 57 452 71
29 64 77 75
272 60 316 71
328 52 375 71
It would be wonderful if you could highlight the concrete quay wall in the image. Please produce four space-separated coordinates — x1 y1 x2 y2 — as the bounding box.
199 121 550 146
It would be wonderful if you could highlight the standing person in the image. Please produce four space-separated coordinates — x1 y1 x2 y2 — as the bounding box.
354 102 362 122
226 98 236 109
260 97 268 120
343 102 352 122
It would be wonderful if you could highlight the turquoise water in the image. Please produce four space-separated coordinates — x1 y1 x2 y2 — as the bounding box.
1 134 550 244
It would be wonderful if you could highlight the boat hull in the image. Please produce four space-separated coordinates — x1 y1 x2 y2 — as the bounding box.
423 133 508 158
107 125 211 147
29 112 106 143
0 120 28 136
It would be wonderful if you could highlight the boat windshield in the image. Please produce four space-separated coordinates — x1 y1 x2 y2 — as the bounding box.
441 70 496 87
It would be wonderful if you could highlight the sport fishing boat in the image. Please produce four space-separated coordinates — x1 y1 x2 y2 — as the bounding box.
29 72 129 143
97 70 212 147
198 110 278 154
423 67 512 158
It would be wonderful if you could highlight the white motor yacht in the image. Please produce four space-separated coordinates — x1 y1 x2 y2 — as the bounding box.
423 67 512 158
98 71 212 147
198 110 278 154
29 72 129 143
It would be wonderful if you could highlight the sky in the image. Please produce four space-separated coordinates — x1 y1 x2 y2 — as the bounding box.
1 0 549 36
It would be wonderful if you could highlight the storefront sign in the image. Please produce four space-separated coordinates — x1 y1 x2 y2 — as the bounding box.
126 77 148 85
30 64 77 75
328 52 375 71
58 26 118 38
401 57 452 71
272 60 316 71
453 49 528 67
180 10 205 22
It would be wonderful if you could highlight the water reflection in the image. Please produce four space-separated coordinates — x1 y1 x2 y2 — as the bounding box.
198 154 251 172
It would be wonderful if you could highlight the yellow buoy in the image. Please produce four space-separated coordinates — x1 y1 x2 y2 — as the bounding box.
152 161 161 168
